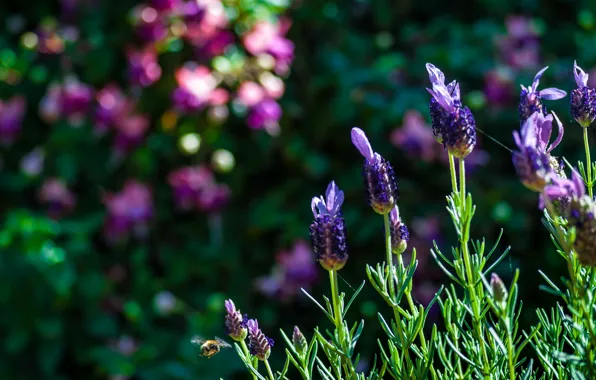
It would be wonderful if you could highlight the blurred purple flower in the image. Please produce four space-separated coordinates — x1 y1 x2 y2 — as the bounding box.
103 181 153 242
151 0 181 12
20 147 45 177
256 240 318 302
131 5 168 43
113 114 150 154
95 84 130 133
182 0 228 47
0 96 26 145
484 67 514 107
391 110 437 162
496 15 541 70
38 178 76 218
199 30 234 58
247 99 282 134
172 64 219 112
61 76 94 125
168 165 230 213
236 81 266 107
243 19 294 75
127 47 162 87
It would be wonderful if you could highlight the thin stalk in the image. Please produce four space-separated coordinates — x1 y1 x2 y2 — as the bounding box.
329 270 356 379
584 127 593 199
449 153 458 195
457 158 490 376
384 213 414 376
506 326 516 380
240 340 258 380
384 214 396 299
264 359 275 380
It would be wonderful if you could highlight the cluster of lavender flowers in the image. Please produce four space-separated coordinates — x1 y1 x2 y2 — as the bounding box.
0 0 295 243
224 59 596 379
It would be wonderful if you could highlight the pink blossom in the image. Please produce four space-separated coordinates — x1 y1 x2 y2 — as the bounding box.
242 19 294 75
38 178 76 218
172 64 218 112
103 181 153 242
236 82 266 107
95 84 130 133
168 165 230 212
131 5 168 43
39 77 93 126
127 47 162 87
113 114 150 153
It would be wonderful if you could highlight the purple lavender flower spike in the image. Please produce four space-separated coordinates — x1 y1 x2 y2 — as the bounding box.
518 66 566 123
224 299 248 342
425 63 476 158
571 61 596 128
351 127 399 214
310 181 348 271
247 319 274 361
389 207 409 254
512 112 560 192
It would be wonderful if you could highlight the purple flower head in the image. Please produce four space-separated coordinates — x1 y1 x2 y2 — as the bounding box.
425 63 476 158
127 47 162 87
543 169 585 206
518 66 566 123
391 110 437 162
0 96 26 145
351 127 399 214
38 178 76 218
131 5 168 43
247 319 274 360
389 207 409 255
310 181 348 271
571 61 596 128
247 99 282 132
224 299 248 342
512 112 563 192
103 181 153 243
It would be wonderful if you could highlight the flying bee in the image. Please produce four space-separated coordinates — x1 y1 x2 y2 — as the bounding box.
191 336 232 358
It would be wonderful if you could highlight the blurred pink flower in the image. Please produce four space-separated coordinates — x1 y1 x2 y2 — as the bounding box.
247 99 282 133
484 66 515 107
236 81 266 107
182 0 229 50
172 64 218 112
113 114 150 153
131 5 168 43
38 178 76 218
496 15 540 70
151 0 181 12
0 96 26 145
242 19 294 75
256 240 318 302
103 181 153 242
95 84 130 133
391 110 437 162
127 47 162 87
39 77 93 126
168 165 230 212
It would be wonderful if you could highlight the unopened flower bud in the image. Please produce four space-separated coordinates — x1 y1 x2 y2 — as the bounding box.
490 273 508 308
292 326 307 358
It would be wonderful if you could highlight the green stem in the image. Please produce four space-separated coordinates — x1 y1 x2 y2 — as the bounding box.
384 213 396 299
240 340 258 380
457 158 490 376
329 270 355 379
584 127 593 199
506 326 516 380
449 153 458 195
264 359 275 380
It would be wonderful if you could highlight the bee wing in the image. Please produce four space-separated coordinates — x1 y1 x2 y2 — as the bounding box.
191 335 206 345
215 337 232 348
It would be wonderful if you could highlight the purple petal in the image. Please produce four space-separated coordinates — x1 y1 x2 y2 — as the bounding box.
225 299 235 314
450 81 461 100
536 113 553 152
389 207 400 225
574 60 589 87
520 113 539 147
572 169 586 198
351 127 374 161
427 86 454 112
547 112 564 153
325 181 344 214
531 66 549 92
539 88 567 100
512 130 523 150
247 319 259 334
425 63 445 87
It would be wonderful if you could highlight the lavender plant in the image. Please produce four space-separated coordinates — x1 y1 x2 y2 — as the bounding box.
223 61 596 379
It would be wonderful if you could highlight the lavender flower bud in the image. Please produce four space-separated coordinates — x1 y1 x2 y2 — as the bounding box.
490 273 508 308
569 195 596 266
425 63 476 158
571 61 596 128
351 127 399 214
512 112 564 192
543 170 585 215
247 319 274 361
292 326 307 358
518 66 566 123
224 299 248 341
389 207 409 254
310 181 348 271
